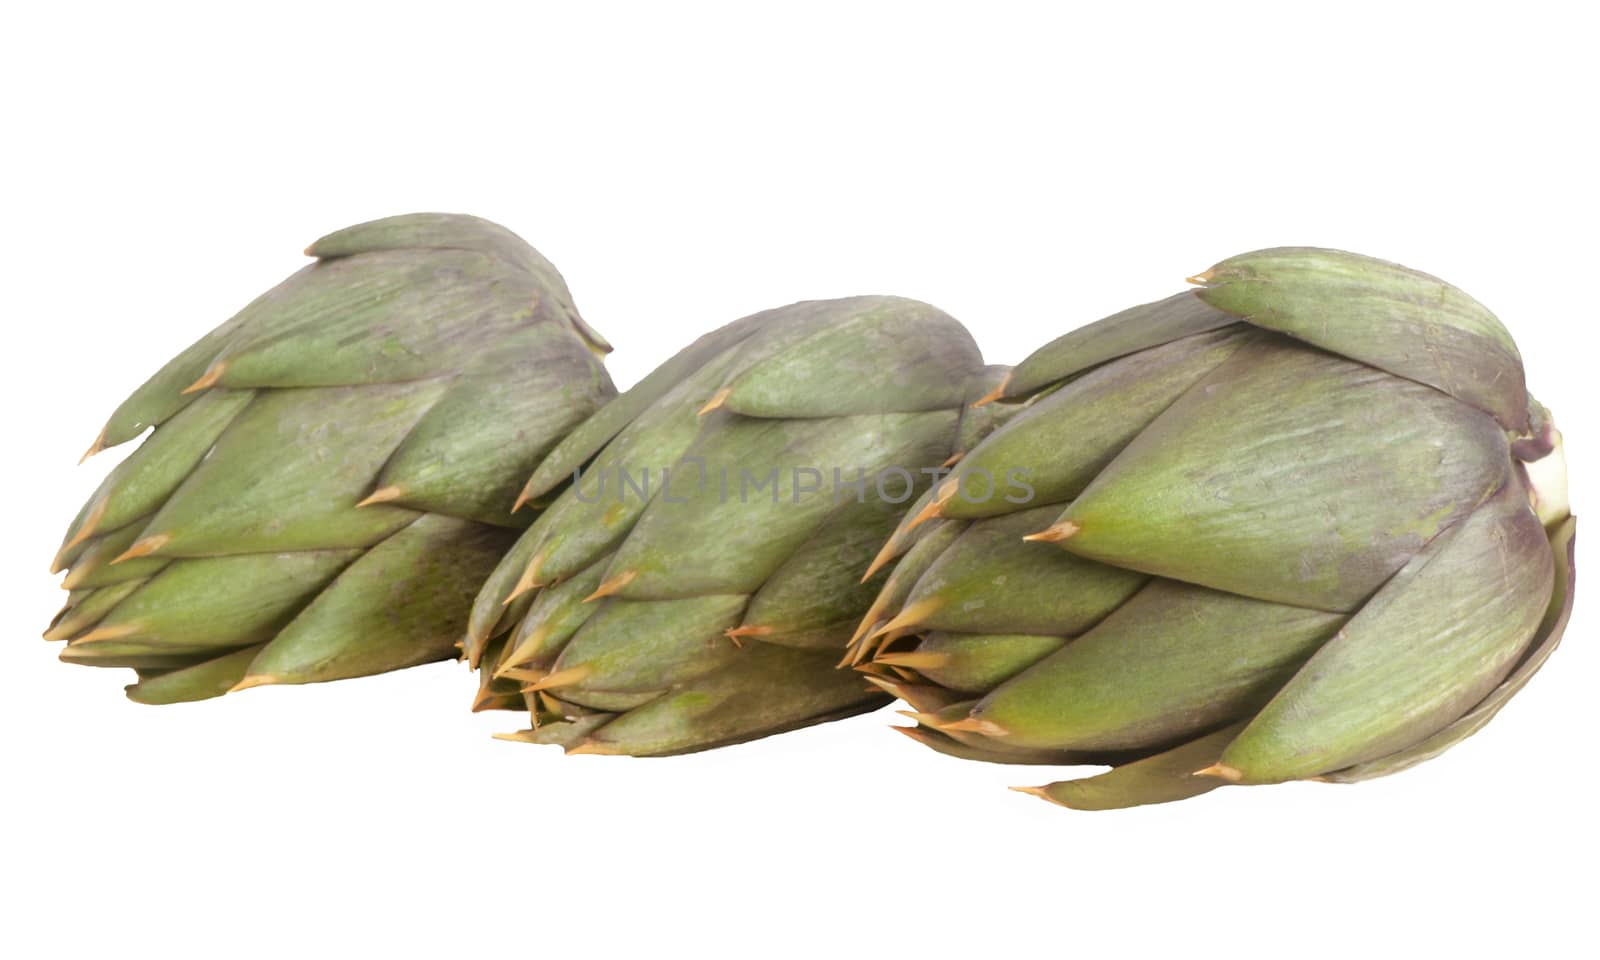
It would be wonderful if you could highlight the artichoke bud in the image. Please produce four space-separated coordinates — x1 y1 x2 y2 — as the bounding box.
50 214 617 701
472 295 1002 756
854 247 1576 809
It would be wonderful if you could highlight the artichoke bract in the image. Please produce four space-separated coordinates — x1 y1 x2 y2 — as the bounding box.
49 214 616 703
467 296 1008 756
849 248 1575 809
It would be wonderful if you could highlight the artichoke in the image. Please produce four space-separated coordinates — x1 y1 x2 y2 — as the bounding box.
48 214 616 703
849 248 1574 809
467 296 1008 755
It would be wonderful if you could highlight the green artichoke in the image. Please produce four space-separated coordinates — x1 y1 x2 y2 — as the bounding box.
849 248 1574 809
48 214 615 703
467 296 1008 756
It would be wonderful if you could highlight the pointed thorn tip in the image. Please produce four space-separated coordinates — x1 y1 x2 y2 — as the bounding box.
937 715 1009 736
355 485 405 508
905 479 958 532
860 547 897 583
873 650 949 672
862 675 907 698
502 550 550 605
180 364 227 395
59 497 111 556
498 625 554 675
697 387 732 417
510 486 536 514
69 623 142 645
79 427 109 464
112 533 171 564
868 597 943 641
1022 520 1080 543
723 624 772 648
583 569 636 603
228 674 278 693
971 374 1011 408
522 664 591 693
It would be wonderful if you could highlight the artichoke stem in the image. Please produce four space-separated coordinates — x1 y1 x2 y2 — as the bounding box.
1526 429 1570 527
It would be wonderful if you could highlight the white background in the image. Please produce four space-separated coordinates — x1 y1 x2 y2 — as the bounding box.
5 3 1594 957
